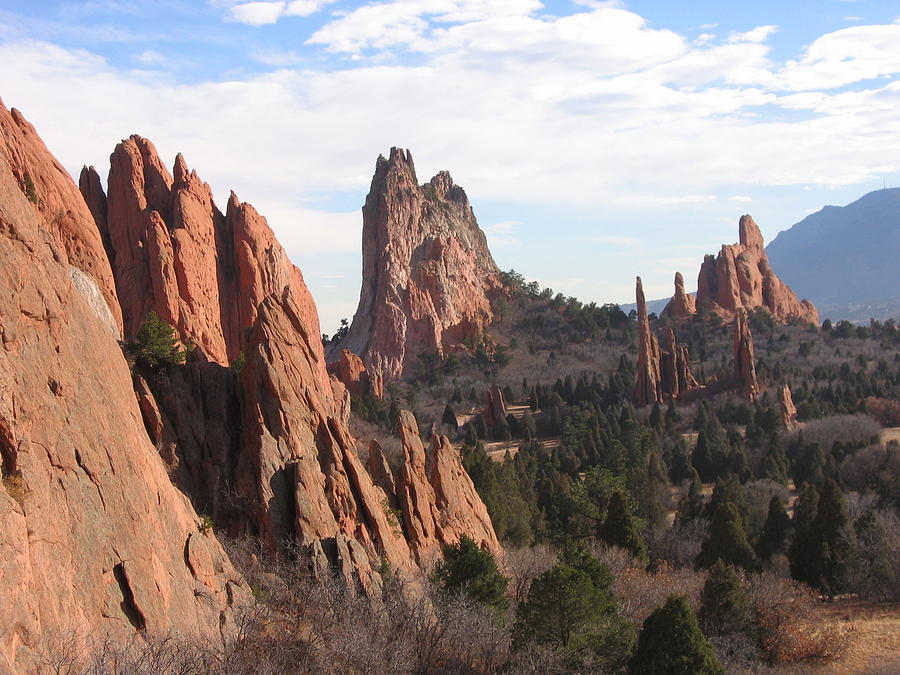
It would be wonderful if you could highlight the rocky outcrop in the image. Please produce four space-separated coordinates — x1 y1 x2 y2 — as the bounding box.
0 124 245 673
663 215 819 325
394 411 500 566
92 139 499 594
733 310 760 400
779 384 798 430
329 348 384 399
661 271 695 320
0 101 121 335
481 384 507 431
100 138 243 364
335 148 500 381
634 277 700 406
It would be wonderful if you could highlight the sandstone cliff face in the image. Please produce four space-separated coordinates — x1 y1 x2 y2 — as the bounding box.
664 215 819 325
0 102 121 335
634 277 699 406
733 310 760 401
0 125 245 673
779 384 798 430
87 137 499 594
336 148 500 381
394 411 500 566
329 348 384 399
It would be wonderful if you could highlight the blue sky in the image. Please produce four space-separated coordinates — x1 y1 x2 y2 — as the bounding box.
2 0 900 332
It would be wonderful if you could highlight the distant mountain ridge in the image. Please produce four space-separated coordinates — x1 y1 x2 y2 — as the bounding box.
766 188 900 321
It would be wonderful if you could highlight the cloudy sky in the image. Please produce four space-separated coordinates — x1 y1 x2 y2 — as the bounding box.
1 0 899 332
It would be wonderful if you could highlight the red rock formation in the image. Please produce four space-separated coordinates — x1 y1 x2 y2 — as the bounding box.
779 384 798 430
635 277 700 406
481 384 507 430
733 310 760 400
634 277 662 406
336 148 500 381
0 101 121 335
101 138 243 364
329 348 383 399
664 215 818 325
394 411 500 565
661 271 696 321
0 130 245 673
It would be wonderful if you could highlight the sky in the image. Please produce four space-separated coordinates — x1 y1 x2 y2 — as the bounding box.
1 0 899 333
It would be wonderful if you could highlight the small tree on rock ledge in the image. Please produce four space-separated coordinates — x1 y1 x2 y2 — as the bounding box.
130 311 186 370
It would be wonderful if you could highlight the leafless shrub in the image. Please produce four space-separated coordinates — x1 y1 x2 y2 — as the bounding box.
746 572 851 665
504 544 558 606
791 414 881 450
850 507 900 601
593 542 705 625
840 444 900 494
647 519 706 568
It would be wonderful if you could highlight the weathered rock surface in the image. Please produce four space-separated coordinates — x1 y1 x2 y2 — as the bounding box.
335 148 500 381
661 271 696 320
0 133 245 673
394 411 500 566
733 310 760 400
329 348 383 399
634 277 699 406
481 384 507 431
663 215 819 325
0 101 121 334
779 384 798 430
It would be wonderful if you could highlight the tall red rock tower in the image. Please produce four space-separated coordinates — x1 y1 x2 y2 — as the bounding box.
335 148 500 381
663 215 818 325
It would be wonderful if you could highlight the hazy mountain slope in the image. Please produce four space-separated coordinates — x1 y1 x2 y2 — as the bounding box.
766 188 900 317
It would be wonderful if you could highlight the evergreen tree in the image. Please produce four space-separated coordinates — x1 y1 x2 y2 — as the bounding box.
600 491 648 564
130 311 186 369
629 595 724 675
442 403 458 429
756 495 791 560
433 535 508 615
811 479 854 595
788 483 819 586
698 561 751 637
696 502 759 571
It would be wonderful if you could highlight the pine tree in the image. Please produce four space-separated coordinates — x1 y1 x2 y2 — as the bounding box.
130 311 186 369
788 483 819 586
811 479 854 595
629 595 724 675
600 491 648 564
698 561 751 636
696 502 759 571
756 496 791 560
442 403 458 429
433 535 508 615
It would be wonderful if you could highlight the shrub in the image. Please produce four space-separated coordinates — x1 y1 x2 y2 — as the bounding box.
433 535 509 615
628 594 724 674
130 311 186 370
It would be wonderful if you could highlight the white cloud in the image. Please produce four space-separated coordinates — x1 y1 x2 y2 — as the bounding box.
728 25 778 43
221 0 333 25
229 1 286 25
779 24 900 90
134 49 166 65
730 195 753 202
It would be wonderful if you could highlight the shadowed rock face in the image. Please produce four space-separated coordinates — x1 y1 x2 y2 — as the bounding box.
87 136 499 592
634 277 699 406
336 148 500 381
0 103 246 673
664 215 819 325
733 310 760 401
1 108 502 669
